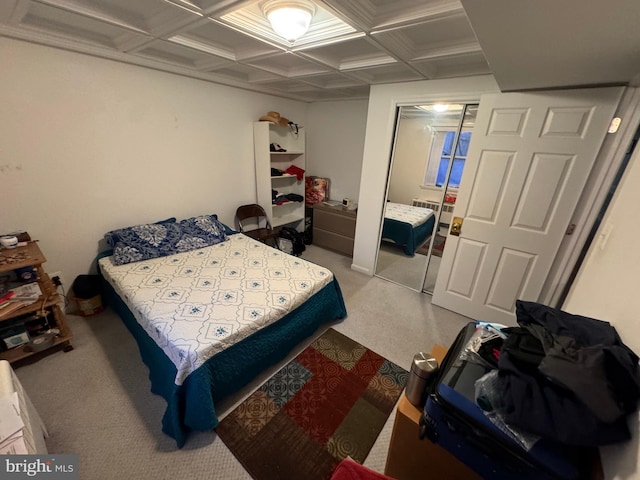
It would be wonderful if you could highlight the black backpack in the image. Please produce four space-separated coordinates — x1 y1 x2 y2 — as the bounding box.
278 227 306 256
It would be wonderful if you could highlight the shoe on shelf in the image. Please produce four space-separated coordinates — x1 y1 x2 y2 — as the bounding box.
270 143 286 152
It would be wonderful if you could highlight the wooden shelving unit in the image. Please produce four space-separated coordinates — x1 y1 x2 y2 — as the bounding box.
0 241 73 366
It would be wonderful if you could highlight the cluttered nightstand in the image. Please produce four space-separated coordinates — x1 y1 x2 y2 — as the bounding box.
0 240 73 366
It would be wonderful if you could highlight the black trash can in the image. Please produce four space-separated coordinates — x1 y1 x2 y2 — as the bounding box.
72 274 104 316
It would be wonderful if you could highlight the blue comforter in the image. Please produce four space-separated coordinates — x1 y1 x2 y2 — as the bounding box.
382 215 436 256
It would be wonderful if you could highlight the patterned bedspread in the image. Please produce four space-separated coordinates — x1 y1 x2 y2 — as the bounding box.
384 202 434 227
98 234 334 385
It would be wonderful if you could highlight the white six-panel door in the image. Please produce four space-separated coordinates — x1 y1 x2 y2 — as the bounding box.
432 88 623 323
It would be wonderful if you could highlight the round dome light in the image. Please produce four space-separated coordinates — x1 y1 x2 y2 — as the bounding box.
263 0 316 42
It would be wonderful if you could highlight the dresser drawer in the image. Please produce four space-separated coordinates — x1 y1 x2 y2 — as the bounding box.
313 209 356 237
313 228 354 256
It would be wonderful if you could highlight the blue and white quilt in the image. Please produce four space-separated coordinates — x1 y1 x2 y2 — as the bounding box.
384 202 434 226
98 234 334 385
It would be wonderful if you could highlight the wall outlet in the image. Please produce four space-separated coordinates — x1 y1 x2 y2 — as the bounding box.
50 271 65 289
49 271 67 312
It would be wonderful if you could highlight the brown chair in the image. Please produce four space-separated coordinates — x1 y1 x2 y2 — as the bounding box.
235 204 279 245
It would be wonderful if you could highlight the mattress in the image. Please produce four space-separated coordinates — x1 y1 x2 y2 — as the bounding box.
384 202 434 226
98 234 334 385
382 202 436 256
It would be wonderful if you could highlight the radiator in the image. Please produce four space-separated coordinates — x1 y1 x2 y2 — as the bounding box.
411 199 454 213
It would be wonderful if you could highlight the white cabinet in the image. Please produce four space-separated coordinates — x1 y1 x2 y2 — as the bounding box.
253 121 305 230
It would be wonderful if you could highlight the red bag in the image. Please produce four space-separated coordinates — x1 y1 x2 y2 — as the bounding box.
305 176 330 205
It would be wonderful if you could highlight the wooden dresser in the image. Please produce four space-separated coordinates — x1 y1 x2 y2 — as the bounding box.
311 203 357 257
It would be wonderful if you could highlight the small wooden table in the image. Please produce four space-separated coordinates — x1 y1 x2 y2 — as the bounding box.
0 241 73 366
384 344 482 480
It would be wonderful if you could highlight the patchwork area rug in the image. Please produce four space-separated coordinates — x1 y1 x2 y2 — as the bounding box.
217 328 408 480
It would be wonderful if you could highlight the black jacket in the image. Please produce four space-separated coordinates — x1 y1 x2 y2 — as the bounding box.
498 300 640 446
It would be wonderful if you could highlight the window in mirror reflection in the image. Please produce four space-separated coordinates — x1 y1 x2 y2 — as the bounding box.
423 130 472 189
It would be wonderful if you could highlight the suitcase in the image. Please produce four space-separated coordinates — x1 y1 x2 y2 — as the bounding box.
419 322 593 480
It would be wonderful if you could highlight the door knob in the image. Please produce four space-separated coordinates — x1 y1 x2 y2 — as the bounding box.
450 217 463 236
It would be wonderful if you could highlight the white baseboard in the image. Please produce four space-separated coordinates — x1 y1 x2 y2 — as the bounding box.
350 263 372 275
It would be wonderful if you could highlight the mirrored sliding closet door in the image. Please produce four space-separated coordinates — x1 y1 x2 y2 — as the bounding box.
374 103 478 293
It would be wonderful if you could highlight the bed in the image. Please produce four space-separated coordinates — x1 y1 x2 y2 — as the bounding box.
97 215 346 447
381 202 436 256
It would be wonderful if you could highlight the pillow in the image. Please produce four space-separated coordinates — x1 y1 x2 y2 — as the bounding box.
109 222 183 265
106 215 228 265
105 217 176 248
177 214 227 250
222 223 237 235
155 217 178 225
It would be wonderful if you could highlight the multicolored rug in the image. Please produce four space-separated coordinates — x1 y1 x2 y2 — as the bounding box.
217 328 408 480
416 233 447 257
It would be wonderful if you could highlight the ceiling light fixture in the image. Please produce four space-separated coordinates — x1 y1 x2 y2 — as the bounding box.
263 0 316 43
416 104 464 114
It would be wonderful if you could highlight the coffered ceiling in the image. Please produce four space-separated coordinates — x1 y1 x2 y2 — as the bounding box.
1 0 639 102
0 0 490 101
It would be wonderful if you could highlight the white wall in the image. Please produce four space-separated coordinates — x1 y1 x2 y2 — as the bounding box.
0 38 307 286
564 144 640 480
306 100 368 203
351 75 500 275
563 154 640 353
388 117 434 205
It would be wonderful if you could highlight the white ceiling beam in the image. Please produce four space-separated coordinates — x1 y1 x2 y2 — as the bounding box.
8 0 32 25
372 0 463 32
35 0 149 34
169 35 236 60
412 41 482 61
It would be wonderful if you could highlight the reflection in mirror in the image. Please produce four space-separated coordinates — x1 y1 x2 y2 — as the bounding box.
423 104 478 293
374 103 478 293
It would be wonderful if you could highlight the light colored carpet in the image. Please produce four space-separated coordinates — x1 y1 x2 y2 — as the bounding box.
375 242 429 291
423 254 441 294
376 242 442 293
15 244 472 480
